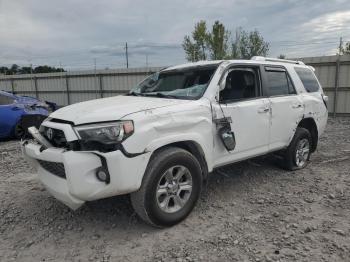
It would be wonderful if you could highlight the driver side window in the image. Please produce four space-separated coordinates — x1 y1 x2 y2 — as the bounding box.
220 68 260 103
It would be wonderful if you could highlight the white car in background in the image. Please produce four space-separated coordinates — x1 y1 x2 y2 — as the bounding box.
22 57 328 227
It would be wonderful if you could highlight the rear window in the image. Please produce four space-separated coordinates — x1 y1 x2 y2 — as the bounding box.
294 67 320 93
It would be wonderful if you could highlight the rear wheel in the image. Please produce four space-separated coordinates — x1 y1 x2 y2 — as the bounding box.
283 127 312 170
131 147 202 227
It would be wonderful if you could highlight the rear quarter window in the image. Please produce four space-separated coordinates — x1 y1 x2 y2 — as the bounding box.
294 67 320 93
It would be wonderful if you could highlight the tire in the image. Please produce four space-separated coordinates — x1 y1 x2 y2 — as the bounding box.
283 127 312 171
14 122 25 139
131 147 202 227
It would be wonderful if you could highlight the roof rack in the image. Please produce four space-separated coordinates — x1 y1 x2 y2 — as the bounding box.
251 56 305 65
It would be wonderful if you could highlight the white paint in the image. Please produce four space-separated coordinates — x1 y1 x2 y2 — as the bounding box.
22 59 328 210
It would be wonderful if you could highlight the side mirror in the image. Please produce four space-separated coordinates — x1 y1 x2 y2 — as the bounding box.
218 124 236 151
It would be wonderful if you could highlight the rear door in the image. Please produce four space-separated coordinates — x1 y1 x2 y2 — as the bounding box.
262 66 304 150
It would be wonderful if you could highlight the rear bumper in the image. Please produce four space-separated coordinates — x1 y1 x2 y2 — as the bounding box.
22 141 151 210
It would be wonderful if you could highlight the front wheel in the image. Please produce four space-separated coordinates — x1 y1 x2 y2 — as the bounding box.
14 122 25 139
131 147 202 227
283 127 312 170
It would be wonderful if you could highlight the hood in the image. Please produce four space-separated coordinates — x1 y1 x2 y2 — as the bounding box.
16 96 40 104
49 95 191 125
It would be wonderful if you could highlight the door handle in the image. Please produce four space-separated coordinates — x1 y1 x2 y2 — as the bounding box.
258 107 270 113
292 104 303 109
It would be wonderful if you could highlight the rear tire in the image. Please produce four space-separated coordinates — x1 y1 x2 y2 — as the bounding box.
283 127 312 170
131 147 202 227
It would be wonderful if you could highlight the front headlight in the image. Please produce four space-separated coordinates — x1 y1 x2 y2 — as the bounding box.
74 121 134 144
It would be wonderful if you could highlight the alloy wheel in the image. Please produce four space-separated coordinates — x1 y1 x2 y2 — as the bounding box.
156 165 193 213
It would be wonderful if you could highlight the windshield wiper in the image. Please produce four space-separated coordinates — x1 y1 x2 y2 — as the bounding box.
126 91 144 97
143 92 179 99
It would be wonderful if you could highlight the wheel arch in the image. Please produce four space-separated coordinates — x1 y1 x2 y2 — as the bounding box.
297 117 318 152
149 140 209 182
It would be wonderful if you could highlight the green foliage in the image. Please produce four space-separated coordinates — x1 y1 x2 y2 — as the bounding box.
182 20 209 62
341 42 350 55
232 29 269 59
183 21 270 62
207 21 230 60
183 20 230 61
0 64 65 75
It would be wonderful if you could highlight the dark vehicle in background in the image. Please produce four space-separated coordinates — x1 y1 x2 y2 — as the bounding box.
0 91 58 139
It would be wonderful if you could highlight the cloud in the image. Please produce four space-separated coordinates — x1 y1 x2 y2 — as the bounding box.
0 0 349 68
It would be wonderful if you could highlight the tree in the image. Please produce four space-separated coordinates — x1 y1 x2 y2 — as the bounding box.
207 21 230 60
34 65 64 74
0 65 65 75
182 20 208 62
278 54 286 59
233 29 269 59
19 67 32 74
341 42 350 55
0 67 8 74
183 20 231 61
10 64 19 74
183 21 270 62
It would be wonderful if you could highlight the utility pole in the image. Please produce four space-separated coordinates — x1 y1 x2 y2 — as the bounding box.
334 37 343 117
94 58 98 97
146 53 149 68
338 37 343 55
125 42 129 68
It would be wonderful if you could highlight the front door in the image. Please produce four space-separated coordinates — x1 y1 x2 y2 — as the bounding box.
213 66 270 167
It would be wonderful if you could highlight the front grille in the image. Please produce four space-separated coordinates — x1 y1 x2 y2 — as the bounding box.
38 160 66 179
40 127 68 148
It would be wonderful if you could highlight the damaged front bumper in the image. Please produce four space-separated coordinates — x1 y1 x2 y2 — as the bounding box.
21 126 151 210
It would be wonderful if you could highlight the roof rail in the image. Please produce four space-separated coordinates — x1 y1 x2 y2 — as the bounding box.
251 56 305 65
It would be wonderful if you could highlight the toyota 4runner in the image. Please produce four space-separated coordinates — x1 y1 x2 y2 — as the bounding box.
22 57 328 227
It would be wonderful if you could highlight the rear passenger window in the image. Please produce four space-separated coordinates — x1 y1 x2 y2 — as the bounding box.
294 67 320 92
264 68 295 96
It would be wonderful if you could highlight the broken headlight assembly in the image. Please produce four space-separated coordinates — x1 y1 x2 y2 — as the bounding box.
74 121 134 152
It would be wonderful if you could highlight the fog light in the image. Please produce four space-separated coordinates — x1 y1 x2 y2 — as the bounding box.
96 168 110 183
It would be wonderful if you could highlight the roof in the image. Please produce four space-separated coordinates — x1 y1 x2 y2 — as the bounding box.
163 57 309 72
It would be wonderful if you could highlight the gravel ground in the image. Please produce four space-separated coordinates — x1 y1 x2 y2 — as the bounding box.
1 117 350 262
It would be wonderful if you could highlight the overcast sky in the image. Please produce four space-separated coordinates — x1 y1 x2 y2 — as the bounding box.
0 0 350 70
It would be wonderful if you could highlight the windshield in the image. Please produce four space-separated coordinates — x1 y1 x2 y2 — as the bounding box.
129 66 218 99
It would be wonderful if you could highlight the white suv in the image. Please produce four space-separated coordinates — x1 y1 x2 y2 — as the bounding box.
22 57 328 227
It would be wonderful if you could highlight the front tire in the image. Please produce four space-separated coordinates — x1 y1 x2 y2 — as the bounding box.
283 127 312 170
14 122 25 139
131 147 202 227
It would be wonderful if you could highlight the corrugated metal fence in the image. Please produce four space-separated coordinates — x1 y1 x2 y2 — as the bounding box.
0 67 161 106
1 55 350 114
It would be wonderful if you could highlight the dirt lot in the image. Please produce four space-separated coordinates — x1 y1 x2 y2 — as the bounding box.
1 117 350 262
